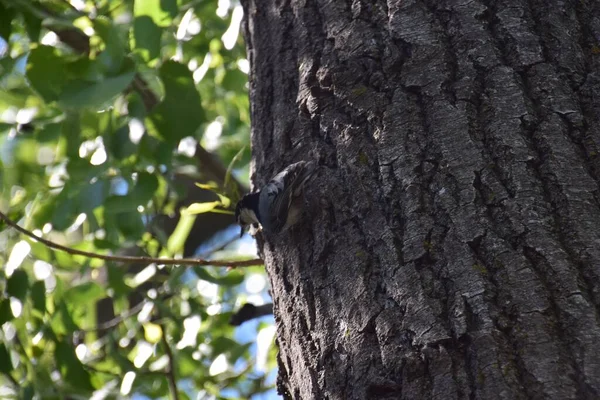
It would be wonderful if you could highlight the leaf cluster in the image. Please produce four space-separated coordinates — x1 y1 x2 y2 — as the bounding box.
0 0 274 399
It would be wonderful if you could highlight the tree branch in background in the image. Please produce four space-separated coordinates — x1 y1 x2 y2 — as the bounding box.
161 326 180 400
0 211 262 267
229 303 273 326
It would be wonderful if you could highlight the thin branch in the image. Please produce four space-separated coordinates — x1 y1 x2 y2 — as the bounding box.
82 363 168 378
161 328 180 400
85 298 148 332
0 211 262 268
229 303 273 326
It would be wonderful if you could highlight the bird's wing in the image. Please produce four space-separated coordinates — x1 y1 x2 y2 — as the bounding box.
262 161 316 233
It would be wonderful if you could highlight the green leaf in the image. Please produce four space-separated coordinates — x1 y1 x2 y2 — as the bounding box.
183 201 220 215
0 88 28 109
139 134 174 164
194 267 244 286
167 213 196 254
115 211 145 239
147 61 204 143
229 342 253 364
133 16 162 62
7 269 29 300
176 351 199 377
195 182 220 191
78 179 108 213
109 124 137 160
104 173 157 214
62 111 82 158
0 343 12 374
210 337 239 357
0 299 13 324
63 282 105 305
216 193 231 208
31 280 46 313
22 9 42 41
203 208 234 215
26 46 68 102
131 172 159 205
0 2 15 41
58 71 136 109
94 17 125 73
221 68 248 92
50 301 79 335
51 194 77 231
134 0 177 27
107 264 130 297
55 339 94 391
104 195 137 213
143 322 162 343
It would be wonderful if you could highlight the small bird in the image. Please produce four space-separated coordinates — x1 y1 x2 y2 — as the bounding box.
235 160 317 237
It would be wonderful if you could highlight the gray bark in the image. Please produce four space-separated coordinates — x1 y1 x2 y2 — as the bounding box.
241 0 600 399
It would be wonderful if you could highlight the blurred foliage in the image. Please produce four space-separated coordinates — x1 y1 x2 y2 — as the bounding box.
0 0 277 399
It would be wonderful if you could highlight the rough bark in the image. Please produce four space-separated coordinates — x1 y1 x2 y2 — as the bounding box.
241 0 600 399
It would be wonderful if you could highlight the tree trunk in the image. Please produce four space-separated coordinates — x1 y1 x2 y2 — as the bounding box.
241 0 600 398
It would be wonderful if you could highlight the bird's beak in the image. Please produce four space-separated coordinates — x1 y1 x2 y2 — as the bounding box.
239 225 246 238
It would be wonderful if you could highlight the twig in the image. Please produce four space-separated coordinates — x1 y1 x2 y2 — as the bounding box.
88 299 148 332
161 328 180 400
0 211 263 268
82 363 167 378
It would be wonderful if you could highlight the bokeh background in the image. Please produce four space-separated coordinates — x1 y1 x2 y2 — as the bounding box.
0 0 278 398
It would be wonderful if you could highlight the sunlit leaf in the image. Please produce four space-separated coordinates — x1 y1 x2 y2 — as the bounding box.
215 193 231 208
195 182 220 191
183 201 220 215
203 208 235 215
134 0 177 27
167 213 196 254
143 322 163 343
